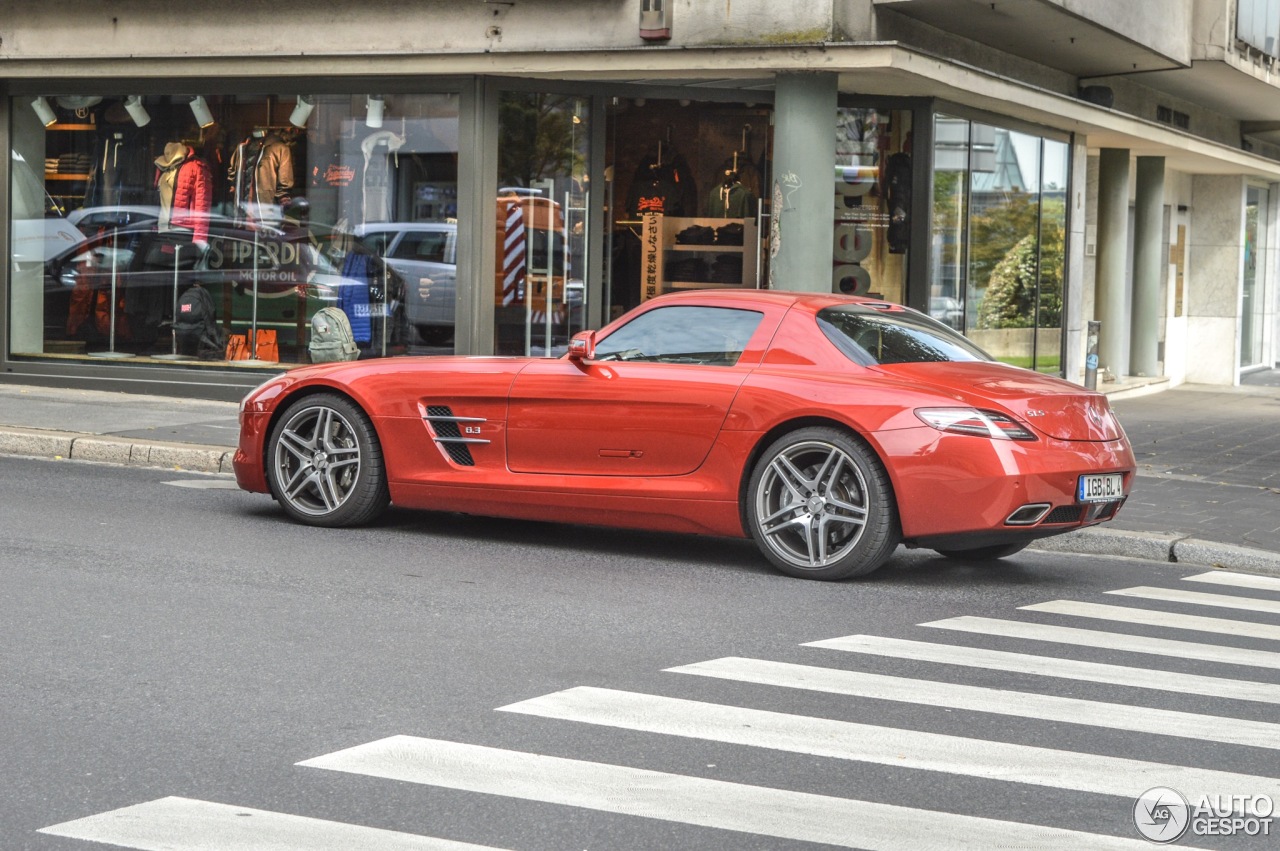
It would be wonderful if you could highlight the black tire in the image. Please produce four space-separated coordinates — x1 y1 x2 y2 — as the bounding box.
266 393 390 527
746 427 899 580
934 543 1029 561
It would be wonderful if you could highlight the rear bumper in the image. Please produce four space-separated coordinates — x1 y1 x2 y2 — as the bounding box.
876 426 1136 542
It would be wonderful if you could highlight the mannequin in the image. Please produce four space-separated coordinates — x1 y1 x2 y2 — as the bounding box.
155 142 212 245
360 129 406 224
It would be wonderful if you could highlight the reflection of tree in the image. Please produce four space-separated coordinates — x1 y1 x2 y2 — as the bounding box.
975 209 1063 330
969 193 1038 293
498 93 577 187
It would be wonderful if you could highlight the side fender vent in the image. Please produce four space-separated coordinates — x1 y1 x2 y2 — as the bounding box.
422 404 489 467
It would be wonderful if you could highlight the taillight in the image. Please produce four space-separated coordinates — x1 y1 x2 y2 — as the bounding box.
915 408 1037 441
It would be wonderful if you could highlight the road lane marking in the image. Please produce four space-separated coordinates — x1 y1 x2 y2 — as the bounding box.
922 615 1280 670
298 735 1170 850
39 796 505 851
806 634 1280 704
1182 571 1280 593
1108 586 1280 616
668 657 1280 750
498 686 1280 803
1021 600 1280 641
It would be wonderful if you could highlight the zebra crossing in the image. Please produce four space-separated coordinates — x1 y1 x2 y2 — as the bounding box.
41 568 1280 849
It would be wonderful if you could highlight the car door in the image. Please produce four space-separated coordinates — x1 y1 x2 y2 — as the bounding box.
506 304 770 476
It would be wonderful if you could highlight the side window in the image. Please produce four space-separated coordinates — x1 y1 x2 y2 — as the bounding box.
358 232 393 256
392 231 449 263
594 306 763 365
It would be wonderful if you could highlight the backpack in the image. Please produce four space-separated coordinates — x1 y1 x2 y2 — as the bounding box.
172 283 226 360
309 306 359 363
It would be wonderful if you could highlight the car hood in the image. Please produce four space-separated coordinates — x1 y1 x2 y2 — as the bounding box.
876 361 1125 442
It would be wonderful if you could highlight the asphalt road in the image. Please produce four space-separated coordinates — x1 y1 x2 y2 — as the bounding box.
5 456 1279 850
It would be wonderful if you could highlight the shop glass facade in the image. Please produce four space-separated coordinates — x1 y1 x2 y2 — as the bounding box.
930 114 1067 374
494 91 592 357
10 92 460 366
833 108 912 307
604 97 772 323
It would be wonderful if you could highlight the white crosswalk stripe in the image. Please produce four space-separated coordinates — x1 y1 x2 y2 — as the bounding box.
298 735 1177 850
1108 585 1280 616
1183 570 1280 593
1022 599 1280 640
39 570 1280 849
498 685 1280 803
922 615 1280 669
38 796 508 851
668 656 1280 749
805 634 1280 703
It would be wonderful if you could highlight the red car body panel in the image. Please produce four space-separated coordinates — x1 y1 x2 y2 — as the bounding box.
234 290 1137 549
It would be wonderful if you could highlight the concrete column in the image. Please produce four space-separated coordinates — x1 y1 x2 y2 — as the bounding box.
1095 148 1131 377
1129 156 1164 377
771 72 837 292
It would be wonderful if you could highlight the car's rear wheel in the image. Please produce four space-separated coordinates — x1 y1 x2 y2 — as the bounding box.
933 543 1029 561
746 427 899 580
266 393 389 527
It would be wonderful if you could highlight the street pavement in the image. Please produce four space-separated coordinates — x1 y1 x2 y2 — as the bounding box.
0 369 1278 575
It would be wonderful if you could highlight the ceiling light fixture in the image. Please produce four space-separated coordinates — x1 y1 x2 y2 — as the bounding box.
189 95 215 128
365 95 385 128
31 97 58 127
124 95 151 128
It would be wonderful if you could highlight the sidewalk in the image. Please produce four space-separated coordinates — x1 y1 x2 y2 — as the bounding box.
1 374 1278 575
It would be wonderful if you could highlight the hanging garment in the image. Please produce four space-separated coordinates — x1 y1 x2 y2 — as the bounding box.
360 130 406 224
171 156 214 244
708 181 756 218
338 251 374 344
154 142 189 231
885 151 912 254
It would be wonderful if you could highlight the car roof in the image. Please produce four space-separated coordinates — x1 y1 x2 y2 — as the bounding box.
354 222 455 234
645 288 904 314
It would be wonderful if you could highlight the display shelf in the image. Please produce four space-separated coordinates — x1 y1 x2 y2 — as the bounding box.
639 214 757 300
45 173 91 181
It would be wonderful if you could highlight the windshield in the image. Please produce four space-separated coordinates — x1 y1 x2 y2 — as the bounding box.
817 305 991 366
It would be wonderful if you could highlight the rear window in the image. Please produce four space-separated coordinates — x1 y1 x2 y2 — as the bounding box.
817 305 991 365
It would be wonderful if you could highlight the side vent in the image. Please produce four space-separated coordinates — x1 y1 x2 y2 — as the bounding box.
422 404 489 467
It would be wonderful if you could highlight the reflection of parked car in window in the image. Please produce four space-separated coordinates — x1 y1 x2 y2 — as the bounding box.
930 296 964 330
10 150 85 267
354 222 457 345
43 222 406 360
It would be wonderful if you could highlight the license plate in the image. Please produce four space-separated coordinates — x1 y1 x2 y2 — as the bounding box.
1078 473 1124 503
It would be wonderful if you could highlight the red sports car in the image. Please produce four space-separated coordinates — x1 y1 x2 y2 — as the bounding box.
234 290 1135 580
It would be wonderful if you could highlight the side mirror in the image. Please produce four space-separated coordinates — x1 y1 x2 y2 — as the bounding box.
568 330 596 362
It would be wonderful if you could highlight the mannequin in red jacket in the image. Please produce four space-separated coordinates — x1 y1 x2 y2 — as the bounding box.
156 142 213 246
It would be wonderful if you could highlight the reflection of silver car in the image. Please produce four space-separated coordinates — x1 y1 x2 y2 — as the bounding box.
355 223 457 344
930 296 964 330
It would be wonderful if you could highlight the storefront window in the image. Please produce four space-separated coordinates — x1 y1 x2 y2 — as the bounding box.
833 108 911 304
930 114 1067 373
604 98 771 322
1242 186 1267 368
9 92 460 366
494 92 591 356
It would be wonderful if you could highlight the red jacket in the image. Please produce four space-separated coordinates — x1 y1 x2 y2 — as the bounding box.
170 156 213 244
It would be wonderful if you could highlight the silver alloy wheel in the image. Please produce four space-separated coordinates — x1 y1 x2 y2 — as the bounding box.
272 404 363 517
754 439 870 569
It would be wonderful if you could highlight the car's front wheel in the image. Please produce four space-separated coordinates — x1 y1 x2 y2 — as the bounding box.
266 393 389 527
746 427 899 580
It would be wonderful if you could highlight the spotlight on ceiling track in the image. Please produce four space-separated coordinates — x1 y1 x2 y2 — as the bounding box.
31 97 58 127
365 94 385 129
289 95 315 128
189 95 215 128
124 95 151 128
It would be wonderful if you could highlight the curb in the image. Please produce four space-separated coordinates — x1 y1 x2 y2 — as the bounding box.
1031 526 1280 577
0 427 234 475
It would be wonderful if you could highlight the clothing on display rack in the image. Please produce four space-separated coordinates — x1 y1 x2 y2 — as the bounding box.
155 142 213 244
228 131 296 220
708 174 756 219
626 143 697 218
884 149 912 254
360 130 406 224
